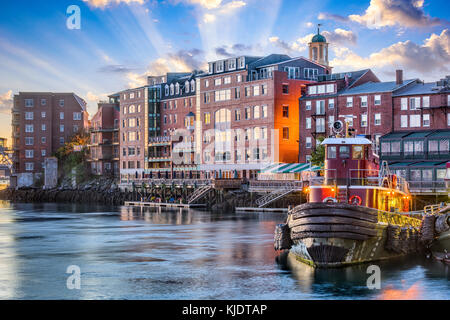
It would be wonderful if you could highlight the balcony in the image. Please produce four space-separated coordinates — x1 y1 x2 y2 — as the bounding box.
89 126 118 133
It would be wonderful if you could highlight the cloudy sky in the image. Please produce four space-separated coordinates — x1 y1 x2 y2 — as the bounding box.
0 0 449 142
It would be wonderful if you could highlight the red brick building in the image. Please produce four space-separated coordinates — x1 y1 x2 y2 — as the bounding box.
198 54 330 179
11 92 89 173
299 70 419 162
88 94 120 177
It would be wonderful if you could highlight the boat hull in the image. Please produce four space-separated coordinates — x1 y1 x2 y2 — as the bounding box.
285 203 420 268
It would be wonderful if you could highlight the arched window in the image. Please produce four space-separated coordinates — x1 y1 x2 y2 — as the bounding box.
165 85 169 96
185 81 190 93
312 47 318 61
175 83 180 95
129 105 136 113
170 84 174 95
191 80 195 92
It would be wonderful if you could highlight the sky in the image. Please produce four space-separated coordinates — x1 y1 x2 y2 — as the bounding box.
0 0 449 144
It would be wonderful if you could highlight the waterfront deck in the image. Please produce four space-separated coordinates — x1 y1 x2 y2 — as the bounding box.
235 207 288 213
124 201 206 208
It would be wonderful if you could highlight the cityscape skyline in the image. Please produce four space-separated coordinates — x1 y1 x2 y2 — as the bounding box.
1 0 449 142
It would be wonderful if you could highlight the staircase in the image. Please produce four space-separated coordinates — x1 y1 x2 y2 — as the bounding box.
188 185 213 204
255 189 296 208
336 187 348 203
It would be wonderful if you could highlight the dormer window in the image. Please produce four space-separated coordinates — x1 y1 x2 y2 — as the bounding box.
175 83 180 95
191 80 195 92
216 60 224 73
170 84 174 95
165 85 169 96
228 59 236 71
185 81 190 93
238 57 245 69
209 63 214 74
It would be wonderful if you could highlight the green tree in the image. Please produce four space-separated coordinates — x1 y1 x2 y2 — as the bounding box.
310 136 325 167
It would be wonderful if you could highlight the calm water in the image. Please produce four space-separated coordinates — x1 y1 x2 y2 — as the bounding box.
0 201 448 300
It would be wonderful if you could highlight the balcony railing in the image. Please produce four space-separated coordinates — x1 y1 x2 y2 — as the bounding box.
407 180 447 194
381 151 450 160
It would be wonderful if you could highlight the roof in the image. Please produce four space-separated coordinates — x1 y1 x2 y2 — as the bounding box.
381 132 412 140
260 163 321 174
392 81 442 96
249 54 293 69
312 33 326 43
339 79 417 96
321 137 372 145
389 161 447 167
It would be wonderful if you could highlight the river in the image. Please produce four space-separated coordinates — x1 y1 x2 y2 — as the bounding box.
0 201 448 300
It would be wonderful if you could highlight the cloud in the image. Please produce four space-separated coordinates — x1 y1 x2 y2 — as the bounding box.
320 0 444 29
191 0 246 24
215 43 253 57
323 28 357 46
188 0 222 9
83 0 145 8
98 65 136 74
125 49 205 88
0 90 13 115
203 13 216 23
330 29 450 78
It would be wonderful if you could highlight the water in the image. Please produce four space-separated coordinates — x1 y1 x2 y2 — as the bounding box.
0 201 448 300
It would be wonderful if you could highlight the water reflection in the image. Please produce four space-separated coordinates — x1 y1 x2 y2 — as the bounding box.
0 202 448 299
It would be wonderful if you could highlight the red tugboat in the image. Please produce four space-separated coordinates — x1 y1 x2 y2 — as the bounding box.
275 120 422 268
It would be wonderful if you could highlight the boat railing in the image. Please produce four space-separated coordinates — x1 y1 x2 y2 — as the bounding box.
309 169 337 186
349 169 381 187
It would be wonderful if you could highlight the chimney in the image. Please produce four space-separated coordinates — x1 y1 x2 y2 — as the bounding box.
396 70 403 85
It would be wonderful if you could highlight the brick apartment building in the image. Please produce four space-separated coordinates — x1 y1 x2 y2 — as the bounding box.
197 54 330 179
88 94 120 177
12 92 89 174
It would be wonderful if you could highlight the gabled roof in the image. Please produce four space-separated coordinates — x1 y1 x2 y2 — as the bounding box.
249 54 292 68
393 81 448 96
339 79 417 96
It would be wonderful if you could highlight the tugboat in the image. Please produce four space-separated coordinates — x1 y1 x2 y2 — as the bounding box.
274 120 422 268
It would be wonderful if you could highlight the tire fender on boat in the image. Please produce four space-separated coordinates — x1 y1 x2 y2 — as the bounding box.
349 195 362 205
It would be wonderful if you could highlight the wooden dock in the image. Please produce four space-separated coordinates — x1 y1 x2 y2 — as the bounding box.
235 207 288 213
124 201 206 208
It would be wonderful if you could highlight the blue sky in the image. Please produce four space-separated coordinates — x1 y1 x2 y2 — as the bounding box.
0 0 449 141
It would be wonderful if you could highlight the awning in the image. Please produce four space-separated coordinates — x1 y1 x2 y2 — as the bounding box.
260 163 322 174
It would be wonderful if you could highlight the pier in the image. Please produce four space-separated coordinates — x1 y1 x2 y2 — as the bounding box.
124 201 206 208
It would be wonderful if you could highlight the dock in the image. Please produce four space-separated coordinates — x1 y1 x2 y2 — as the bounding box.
124 201 206 208
235 207 288 213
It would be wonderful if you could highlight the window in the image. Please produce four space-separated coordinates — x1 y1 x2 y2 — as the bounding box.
262 105 268 118
174 114 177 124
245 87 251 97
306 118 311 129
245 107 251 120
59 99 64 107
352 146 364 159
374 113 381 126
224 76 231 84
282 106 289 118
262 84 268 95
128 147 135 156
60 125 64 132
25 163 34 171
128 132 136 142
25 112 34 120
401 115 408 128
346 97 353 107
261 127 267 140
165 85 169 96
339 146 350 158
215 78 222 86
235 109 241 121
279 127 288 140
253 127 260 140
128 118 136 127
25 124 34 133
328 99 335 109
42 124 46 131
216 60 224 72
448 113 450 126
205 79 209 88
423 114 430 127
306 137 312 148
316 118 325 133
238 57 245 69
73 125 78 132
73 112 82 120
308 86 317 95
317 85 325 94
41 112 46 118
282 85 289 94
326 84 334 93
236 75 242 83
410 97 421 110
25 99 34 107
361 96 367 107
410 114 421 127
214 89 231 102
374 95 381 105
170 84 174 95
228 59 236 70
306 101 311 110
423 96 430 108
204 92 211 103
175 83 180 94
316 101 325 115
253 85 260 96
361 114 367 127
41 99 46 106
329 115 335 127
327 146 336 158
191 80 195 92
25 137 34 145
41 150 46 157
204 112 211 124
41 137 46 144
60 112 64 120
185 81 190 93
254 106 260 119
401 98 408 110
25 150 34 158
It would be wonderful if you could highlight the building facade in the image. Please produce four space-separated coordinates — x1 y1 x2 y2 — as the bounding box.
88 94 120 177
11 92 89 174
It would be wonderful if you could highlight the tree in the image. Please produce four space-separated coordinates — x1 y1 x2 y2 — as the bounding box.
310 136 325 167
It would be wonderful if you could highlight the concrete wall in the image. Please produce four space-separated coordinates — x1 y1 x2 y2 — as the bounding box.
44 157 58 189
